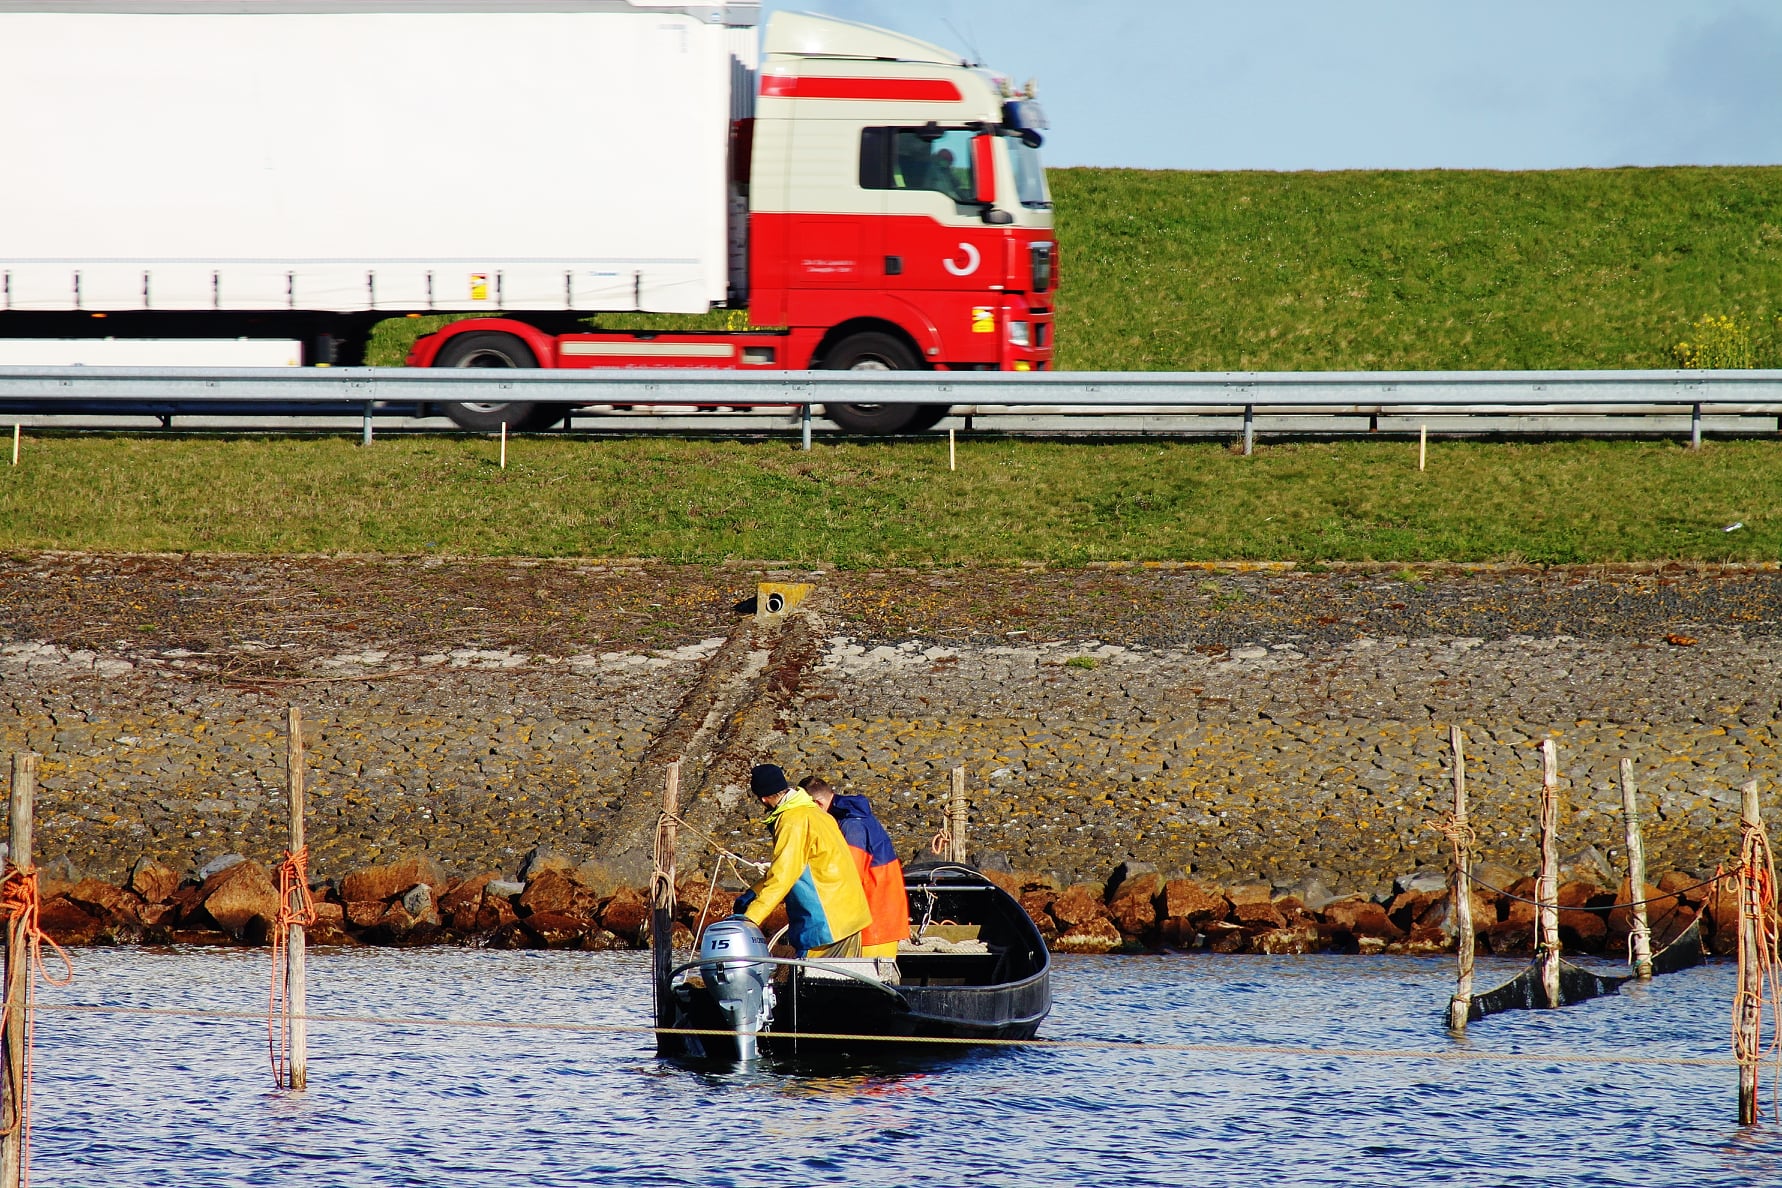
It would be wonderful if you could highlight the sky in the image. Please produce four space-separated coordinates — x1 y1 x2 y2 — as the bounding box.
758 0 1782 171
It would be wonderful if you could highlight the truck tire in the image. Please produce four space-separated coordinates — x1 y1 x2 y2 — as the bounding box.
434 332 564 431
820 332 945 434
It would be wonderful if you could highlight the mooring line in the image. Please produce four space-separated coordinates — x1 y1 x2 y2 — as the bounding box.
23 1002 1740 1067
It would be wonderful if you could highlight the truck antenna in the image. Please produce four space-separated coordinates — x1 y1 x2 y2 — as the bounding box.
942 17 983 67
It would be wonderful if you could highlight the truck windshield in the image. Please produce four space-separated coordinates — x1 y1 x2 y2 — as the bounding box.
1008 136 1050 209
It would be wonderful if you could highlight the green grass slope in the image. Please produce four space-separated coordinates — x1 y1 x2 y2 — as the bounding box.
1051 166 1782 371
369 167 1782 372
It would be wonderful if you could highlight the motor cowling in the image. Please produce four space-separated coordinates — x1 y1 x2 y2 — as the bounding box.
698 916 775 1060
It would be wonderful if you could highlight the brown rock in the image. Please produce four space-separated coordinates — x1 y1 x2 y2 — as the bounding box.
1049 883 1112 928
373 903 418 941
683 890 738 933
129 858 181 904
68 879 143 925
139 903 177 927
38 897 102 945
1560 909 1608 950
1486 920 1536 956
1227 881 1273 907
1052 918 1123 954
600 887 651 938
1321 898 1404 941
472 891 520 933
523 911 587 948
1557 881 1602 909
339 853 446 904
201 860 282 938
1109 870 1162 905
1607 879 1666 948
642 922 695 951
1253 924 1322 954
1108 885 1157 937
438 873 497 916
1205 922 1247 953
1385 923 1451 955
573 860 624 898
1161 880 1231 927
1233 901 1287 931
344 900 387 929
309 901 349 944
1659 869 1711 907
519 869 598 919
579 929 629 951
170 882 206 926
1387 889 1441 931
1018 891 1059 938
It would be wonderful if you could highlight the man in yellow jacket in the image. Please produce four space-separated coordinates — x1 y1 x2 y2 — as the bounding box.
734 764 871 958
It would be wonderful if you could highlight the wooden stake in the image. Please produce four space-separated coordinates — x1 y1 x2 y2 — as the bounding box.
1418 424 1427 472
1738 778 1762 1125
1446 726 1474 1031
285 708 308 1091
948 426 956 472
1620 758 1653 980
2 753 37 1188
650 760 680 1050
1537 739 1562 1008
948 766 968 865
499 422 508 470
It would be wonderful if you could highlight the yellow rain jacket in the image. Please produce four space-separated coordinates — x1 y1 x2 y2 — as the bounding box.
736 788 871 953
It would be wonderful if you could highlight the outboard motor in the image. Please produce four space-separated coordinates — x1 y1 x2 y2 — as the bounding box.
698 917 776 1061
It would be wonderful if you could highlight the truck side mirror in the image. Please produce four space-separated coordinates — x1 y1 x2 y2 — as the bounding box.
972 135 997 205
981 208 1014 225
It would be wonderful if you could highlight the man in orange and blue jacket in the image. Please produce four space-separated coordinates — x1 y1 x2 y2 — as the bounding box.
734 764 871 958
807 777 910 960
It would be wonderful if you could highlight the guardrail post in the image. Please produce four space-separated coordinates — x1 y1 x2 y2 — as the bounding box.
801 403 811 451
1242 405 1255 456
361 403 374 446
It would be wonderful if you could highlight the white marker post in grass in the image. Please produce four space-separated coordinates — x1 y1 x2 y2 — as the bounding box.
1419 424 1427 472
500 422 508 470
949 427 956 472
9 425 17 467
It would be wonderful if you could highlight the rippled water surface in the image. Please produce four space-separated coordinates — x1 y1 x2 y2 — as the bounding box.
23 948 1782 1186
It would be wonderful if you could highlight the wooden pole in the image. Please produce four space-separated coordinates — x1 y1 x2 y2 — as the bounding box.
285 708 308 1091
1620 759 1653 980
948 766 968 865
650 760 680 1051
2 753 37 1188
1537 739 1562 1008
1738 779 1762 1126
1446 726 1474 1031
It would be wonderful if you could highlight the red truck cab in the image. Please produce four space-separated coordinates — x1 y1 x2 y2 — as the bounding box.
406 13 1055 433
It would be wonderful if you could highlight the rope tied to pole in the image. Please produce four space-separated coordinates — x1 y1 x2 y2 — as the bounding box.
268 847 316 1090
1733 819 1782 1118
656 811 768 876
1423 813 1477 871
0 864 73 1188
929 828 952 856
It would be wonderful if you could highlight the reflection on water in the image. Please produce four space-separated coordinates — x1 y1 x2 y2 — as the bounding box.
25 947 1782 1187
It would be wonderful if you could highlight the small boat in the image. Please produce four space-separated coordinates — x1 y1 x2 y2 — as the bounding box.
661 861 1051 1062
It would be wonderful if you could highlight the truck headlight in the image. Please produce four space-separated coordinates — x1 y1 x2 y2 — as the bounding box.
1008 320 1031 347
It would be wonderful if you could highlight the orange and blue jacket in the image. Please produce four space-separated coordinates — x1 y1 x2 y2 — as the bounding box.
828 793 910 949
736 788 871 953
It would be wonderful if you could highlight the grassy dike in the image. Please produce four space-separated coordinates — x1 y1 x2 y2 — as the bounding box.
368 165 1782 370
1 433 1775 564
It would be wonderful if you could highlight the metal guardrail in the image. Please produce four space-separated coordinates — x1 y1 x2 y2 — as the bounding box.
3 366 1780 449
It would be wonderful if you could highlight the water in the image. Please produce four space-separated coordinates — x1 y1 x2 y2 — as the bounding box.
24 948 1782 1187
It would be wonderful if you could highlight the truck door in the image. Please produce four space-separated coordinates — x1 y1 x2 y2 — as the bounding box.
860 125 1006 364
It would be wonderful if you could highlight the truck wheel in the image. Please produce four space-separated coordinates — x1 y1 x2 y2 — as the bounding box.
820 333 944 434
434 332 563 430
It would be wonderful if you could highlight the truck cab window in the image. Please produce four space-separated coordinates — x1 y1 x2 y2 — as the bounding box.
860 126 977 205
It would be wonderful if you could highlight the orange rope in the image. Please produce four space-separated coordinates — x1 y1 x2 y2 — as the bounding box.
0 864 73 1188
268 848 317 1090
1733 824 1782 1119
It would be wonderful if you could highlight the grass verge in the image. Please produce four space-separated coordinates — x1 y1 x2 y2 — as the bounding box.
2 433 1774 565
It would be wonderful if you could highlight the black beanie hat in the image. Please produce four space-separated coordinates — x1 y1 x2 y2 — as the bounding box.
751 764 791 798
